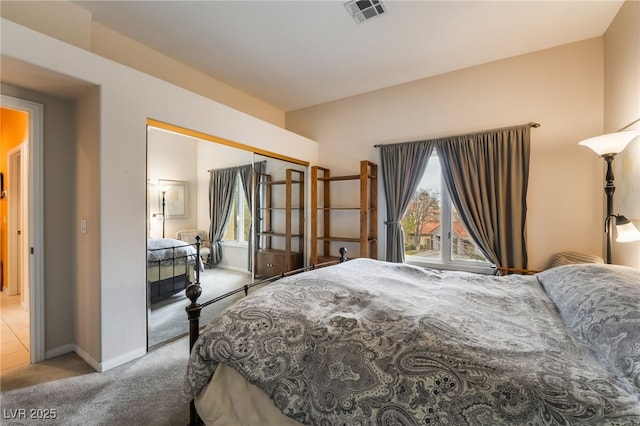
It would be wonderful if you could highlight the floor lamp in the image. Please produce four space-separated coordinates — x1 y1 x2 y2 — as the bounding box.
160 190 167 238
152 189 167 238
579 130 640 263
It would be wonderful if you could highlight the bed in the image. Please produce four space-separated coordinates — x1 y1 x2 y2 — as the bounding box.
183 258 640 425
147 238 201 304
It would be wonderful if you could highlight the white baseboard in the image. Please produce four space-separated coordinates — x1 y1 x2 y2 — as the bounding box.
74 345 101 372
45 343 76 360
45 344 100 372
100 346 147 372
218 265 250 273
43 344 147 373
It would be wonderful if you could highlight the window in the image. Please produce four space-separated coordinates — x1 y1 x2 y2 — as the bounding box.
402 150 490 272
222 177 251 243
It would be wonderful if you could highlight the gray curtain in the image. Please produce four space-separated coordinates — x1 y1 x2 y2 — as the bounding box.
436 124 531 270
208 167 238 265
239 161 266 272
380 140 436 262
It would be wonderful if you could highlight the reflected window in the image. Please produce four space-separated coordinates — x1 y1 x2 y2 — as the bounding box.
223 177 250 243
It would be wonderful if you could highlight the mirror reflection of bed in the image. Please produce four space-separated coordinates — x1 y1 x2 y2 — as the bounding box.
147 266 251 348
146 125 307 348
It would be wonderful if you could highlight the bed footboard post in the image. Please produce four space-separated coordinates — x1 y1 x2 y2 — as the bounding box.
339 247 347 262
185 285 202 350
187 236 203 350
195 236 201 283
185 283 202 425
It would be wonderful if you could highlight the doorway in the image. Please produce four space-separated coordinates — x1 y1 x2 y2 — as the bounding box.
0 95 45 368
7 145 27 300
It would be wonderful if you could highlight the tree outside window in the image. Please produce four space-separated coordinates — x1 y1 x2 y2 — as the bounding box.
402 150 488 271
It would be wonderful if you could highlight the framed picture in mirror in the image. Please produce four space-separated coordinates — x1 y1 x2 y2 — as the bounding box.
158 179 188 219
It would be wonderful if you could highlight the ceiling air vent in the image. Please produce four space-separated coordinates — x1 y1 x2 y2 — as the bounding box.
344 0 386 24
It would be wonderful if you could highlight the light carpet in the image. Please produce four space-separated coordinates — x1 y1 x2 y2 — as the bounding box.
2 268 260 425
148 267 253 347
1 337 190 425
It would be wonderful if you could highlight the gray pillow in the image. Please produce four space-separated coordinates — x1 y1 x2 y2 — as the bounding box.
537 263 640 393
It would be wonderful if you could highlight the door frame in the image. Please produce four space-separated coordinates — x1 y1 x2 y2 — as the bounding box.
7 145 25 299
2 95 45 363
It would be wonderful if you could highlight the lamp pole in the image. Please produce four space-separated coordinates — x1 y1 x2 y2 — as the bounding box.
602 153 616 264
161 190 166 238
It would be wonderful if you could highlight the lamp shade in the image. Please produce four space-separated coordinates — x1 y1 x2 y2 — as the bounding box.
578 130 640 156
615 215 640 243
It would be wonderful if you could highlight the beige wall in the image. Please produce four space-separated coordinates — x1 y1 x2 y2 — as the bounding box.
1 18 317 370
75 87 101 362
604 0 640 268
287 38 606 270
0 0 285 127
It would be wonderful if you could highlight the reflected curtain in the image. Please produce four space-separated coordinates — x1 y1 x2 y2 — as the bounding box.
208 167 238 265
239 161 266 272
436 124 531 270
380 140 436 263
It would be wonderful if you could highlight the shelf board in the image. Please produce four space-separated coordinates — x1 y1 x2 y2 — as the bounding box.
259 179 303 185
317 236 377 243
317 174 376 182
317 174 359 182
258 207 303 211
316 207 360 211
258 248 302 255
316 255 340 263
315 207 376 211
258 232 303 238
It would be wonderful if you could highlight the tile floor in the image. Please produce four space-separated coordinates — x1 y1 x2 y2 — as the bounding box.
1 290 30 373
1 291 94 392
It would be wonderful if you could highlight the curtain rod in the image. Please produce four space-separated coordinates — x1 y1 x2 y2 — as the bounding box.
207 160 266 173
618 117 640 132
373 122 541 148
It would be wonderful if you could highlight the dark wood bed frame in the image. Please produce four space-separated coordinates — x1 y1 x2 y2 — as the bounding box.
148 273 190 304
147 242 198 304
184 237 347 425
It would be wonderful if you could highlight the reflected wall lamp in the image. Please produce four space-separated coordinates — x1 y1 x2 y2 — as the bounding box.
151 188 167 238
579 128 640 263
159 189 166 238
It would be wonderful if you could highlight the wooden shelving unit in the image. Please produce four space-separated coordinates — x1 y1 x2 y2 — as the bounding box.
310 160 377 263
255 168 304 276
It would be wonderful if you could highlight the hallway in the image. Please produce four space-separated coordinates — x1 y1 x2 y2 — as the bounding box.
0 290 29 373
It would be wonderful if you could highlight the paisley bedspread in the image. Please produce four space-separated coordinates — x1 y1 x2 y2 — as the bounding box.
147 238 200 269
183 259 640 425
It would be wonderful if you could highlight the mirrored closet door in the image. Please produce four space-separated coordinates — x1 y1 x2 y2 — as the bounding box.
146 125 307 349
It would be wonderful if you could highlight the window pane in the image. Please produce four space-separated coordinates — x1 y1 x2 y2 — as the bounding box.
223 188 238 241
402 150 490 269
402 153 441 261
242 193 251 242
450 206 488 262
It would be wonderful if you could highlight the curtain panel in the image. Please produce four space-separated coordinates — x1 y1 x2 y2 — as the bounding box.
208 166 240 265
380 141 436 263
239 161 266 272
436 124 531 270
379 124 531 269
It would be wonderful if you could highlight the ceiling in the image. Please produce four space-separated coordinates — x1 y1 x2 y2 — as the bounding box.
73 1 624 112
